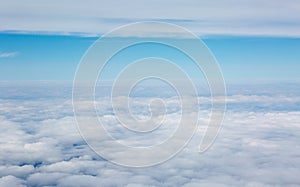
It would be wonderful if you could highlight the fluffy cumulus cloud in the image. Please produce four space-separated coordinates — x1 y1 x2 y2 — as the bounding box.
0 83 300 186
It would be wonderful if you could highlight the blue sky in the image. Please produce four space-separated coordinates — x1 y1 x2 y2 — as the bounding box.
1 0 300 83
0 33 299 83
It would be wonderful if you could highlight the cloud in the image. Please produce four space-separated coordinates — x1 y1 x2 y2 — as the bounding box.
0 52 18 58
0 83 300 186
1 0 300 37
0 176 26 187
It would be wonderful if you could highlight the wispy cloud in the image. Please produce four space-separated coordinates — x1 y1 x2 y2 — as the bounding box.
0 52 18 58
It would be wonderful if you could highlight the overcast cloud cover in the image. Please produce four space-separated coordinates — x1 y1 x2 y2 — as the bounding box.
0 83 300 186
1 0 300 37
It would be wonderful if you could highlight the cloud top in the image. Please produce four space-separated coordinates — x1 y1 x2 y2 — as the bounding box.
0 83 300 186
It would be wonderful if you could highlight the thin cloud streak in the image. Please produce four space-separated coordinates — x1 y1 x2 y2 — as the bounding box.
0 52 18 58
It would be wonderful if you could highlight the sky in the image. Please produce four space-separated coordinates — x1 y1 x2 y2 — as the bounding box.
0 0 299 83
1 1 300 186
0 34 299 83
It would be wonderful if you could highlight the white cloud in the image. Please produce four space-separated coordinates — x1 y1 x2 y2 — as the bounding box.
0 165 34 179
0 176 26 187
1 0 300 37
0 83 300 186
0 52 18 58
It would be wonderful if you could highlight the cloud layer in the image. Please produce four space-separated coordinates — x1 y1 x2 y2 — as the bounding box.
1 0 300 37
0 83 300 186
